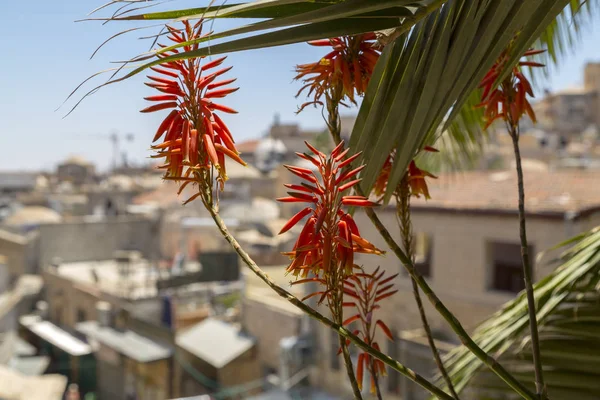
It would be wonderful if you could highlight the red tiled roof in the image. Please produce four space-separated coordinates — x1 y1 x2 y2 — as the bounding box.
409 169 600 215
132 181 197 207
235 139 261 154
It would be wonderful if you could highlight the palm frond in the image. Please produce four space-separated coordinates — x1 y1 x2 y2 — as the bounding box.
349 0 580 202
436 226 600 398
417 0 598 174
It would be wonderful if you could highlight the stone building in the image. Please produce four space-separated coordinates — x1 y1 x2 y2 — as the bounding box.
263 168 600 400
173 318 261 398
533 62 600 138
75 302 172 400
314 171 600 400
56 156 96 187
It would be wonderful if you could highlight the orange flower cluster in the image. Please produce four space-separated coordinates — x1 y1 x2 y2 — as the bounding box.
278 141 383 282
343 267 397 392
477 47 545 129
142 21 245 201
294 34 380 112
373 147 438 199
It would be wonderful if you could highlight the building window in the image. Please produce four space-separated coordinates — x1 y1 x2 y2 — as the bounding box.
77 308 87 323
489 242 534 293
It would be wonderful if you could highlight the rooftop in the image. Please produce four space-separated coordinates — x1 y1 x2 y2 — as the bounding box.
243 266 305 316
0 172 39 190
407 169 600 217
176 318 254 368
236 139 262 154
54 257 201 300
3 206 62 227
20 315 92 356
76 320 171 363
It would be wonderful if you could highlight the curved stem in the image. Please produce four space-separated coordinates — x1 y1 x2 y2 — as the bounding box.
357 189 537 400
202 200 453 400
325 90 363 399
339 330 363 399
396 179 459 400
323 120 534 399
509 124 546 398
369 358 383 400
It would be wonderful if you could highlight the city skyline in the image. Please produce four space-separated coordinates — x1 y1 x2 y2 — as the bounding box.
1 1 599 172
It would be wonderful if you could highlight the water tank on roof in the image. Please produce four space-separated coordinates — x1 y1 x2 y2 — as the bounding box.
255 137 287 173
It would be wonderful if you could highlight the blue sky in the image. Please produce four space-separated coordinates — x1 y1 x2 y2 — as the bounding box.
1 1 599 172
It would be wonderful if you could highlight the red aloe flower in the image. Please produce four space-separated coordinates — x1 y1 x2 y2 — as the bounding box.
294 34 381 112
477 43 545 129
278 141 383 281
342 267 397 392
373 147 438 199
142 20 245 199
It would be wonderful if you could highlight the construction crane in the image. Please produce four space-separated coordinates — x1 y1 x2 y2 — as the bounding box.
73 131 135 171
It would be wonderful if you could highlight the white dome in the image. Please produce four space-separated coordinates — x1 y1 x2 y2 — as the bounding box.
4 206 62 227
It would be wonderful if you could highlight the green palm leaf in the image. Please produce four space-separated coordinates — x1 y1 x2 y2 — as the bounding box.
348 0 587 202
435 226 600 398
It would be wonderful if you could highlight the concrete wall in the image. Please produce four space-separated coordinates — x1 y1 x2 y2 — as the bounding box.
0 229 39 280
124 358 170 400
38 217 158 268
242 294 303 370
219 348 261 395
353 208 600 335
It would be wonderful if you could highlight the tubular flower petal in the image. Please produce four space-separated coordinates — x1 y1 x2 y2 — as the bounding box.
478 39 545 129
343 268 397 391
142 20 243 202
294 34 381 112
278 141 383 280
373 148 438 200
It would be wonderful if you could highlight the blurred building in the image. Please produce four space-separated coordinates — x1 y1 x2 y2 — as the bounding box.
321 168 600 400
0 172 40 199
173 318 260 398
57 156 96 187
533 62 600 139
254 168 600 400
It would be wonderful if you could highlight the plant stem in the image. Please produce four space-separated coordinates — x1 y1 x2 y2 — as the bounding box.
339 328 363 400
202 199 453 400
396 178 459 400
332 283 363 399
356 188 537 400
324 121 534 399
326 90 343 145
369 358 383 400
326 90 364 399
509 125 546 399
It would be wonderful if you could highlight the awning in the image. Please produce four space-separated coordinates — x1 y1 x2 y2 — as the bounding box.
20 315 92 356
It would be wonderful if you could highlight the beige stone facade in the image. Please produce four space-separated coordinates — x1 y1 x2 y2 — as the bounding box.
307 205 600 399
533 62 600 137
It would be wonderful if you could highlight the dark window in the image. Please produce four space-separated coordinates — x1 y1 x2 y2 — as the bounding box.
77 308 87 323
489 242 534 293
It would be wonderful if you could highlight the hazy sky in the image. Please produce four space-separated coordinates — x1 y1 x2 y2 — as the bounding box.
1 1 599 172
